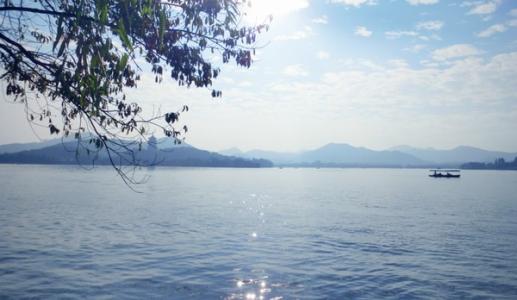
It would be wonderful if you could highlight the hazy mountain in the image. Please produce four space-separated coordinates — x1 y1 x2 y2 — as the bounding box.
219 148 302 164
0 141 272 168
219 147 300 164
154 137 192 150
221 143 426 166
0 139 65 154
298 143 424 165
0 136 189 155
218 147 244 157
223 143 517 167
4 139 515 168
390 145 517 164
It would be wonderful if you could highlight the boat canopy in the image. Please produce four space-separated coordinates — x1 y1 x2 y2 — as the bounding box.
429 169 461 172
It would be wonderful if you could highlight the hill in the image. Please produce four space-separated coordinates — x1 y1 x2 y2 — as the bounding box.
0 141 272 168
0 136 191 154
221 143 426 167
390 145 517 164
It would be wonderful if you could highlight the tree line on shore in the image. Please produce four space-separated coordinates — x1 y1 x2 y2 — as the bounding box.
462 157 517 170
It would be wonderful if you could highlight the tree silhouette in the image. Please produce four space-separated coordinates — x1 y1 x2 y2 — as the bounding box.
0 0 269 183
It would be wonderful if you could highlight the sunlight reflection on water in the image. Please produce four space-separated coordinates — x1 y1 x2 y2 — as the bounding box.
228 193 277 300
231 278 271 300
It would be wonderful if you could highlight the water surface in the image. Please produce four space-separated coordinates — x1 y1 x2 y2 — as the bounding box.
1 165 516 299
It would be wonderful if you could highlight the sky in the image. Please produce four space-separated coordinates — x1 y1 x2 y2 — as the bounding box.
1 0 517 152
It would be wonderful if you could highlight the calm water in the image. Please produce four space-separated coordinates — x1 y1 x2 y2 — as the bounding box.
1 165 517 299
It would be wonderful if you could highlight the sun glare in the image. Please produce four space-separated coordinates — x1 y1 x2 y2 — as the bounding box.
244 0 309 22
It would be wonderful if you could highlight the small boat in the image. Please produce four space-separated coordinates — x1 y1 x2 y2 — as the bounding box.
429 169 461 178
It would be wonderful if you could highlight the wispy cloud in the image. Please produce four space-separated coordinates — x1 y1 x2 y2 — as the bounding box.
329 0 377 8
385 30 418 39
387 59 410 68
385 20 443 41
245 0 309 20
317 51 331 60
406 0 439 5
416 20 444 31
275 26 313 41
404 44 427 53
355 26 373 37
432 44 481 61
312 15 328 24
466 0 500 15
282 64 309 77
507 19 517 27
477 24 507 38
272 52 517 111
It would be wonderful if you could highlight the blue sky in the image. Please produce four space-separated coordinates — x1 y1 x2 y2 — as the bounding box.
1 0 517 152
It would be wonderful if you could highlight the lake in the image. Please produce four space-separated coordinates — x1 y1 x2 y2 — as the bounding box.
1 165 516 299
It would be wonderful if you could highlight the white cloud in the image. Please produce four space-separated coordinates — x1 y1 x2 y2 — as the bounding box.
312 15 328 24
337 58 385 71
272 52 517 114
245 0 309 20
317 51 331 60
282 64 309 77
406 0 439 5
507 19 517 27
385 30 418 39
268 52 517 147
416 20 444 31
510 9 517 17
432 44 481 61
418 33 442 41
355 26 373 37
329 0 377 7
404 44 427 53
274 26 313 41
467 0 500 15
387 59 409 68
238 81 253 87
477 24 507 38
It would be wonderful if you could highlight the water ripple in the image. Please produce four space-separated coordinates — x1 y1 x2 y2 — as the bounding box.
1 166 517 299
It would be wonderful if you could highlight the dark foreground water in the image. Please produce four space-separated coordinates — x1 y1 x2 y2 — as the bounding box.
1 165 517 299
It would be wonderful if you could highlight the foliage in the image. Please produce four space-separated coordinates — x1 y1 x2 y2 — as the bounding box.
0 0 269 183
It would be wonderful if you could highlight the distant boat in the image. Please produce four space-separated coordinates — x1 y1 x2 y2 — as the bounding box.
429 169 461 178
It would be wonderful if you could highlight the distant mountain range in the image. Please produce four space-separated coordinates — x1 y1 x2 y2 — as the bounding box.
0 138 272 168
389 145 517 164
0 136 191 154
0 139 64 154
220 143 517 167
1 138 516 168
221 143 425 167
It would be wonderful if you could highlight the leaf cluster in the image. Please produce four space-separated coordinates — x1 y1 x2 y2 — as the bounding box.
0 0 269 183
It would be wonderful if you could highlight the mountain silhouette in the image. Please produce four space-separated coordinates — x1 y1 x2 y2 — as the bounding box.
221 143 425 166
0 139 272 168
390 145 517 164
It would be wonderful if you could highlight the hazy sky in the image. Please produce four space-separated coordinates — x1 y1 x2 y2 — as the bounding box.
1 0 517 152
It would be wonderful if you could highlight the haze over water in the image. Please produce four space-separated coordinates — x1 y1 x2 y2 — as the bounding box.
1 165 517 299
